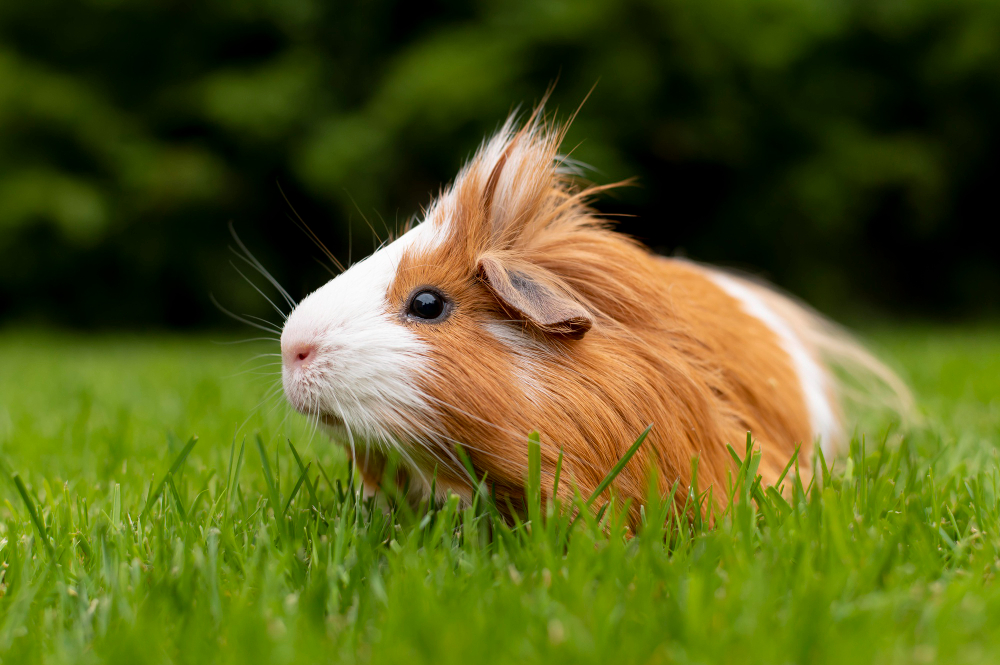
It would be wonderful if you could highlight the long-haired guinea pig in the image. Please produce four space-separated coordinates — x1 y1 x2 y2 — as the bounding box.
278 107 910 518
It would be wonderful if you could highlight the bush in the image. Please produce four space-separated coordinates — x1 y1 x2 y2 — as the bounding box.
1 0 998 327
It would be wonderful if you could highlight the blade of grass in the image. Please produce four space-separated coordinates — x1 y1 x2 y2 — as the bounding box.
224 435 245 518
288 440 320 508
167 475 188 521
454 444 502 520
189 469 216 517
315 458 337 498
586 424 652 507
111 483 121 530
283 462 311 515
12 473 54 557
527 431 542 530
552 447 564 499
775 444 801 488
255 434 283 519
139 435 198 519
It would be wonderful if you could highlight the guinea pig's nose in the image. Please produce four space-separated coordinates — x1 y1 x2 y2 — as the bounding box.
283 341 316 369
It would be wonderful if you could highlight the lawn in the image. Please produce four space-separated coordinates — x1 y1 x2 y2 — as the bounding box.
0 326 998 664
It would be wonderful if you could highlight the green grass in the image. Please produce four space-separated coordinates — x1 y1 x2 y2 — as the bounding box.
0 326 998 664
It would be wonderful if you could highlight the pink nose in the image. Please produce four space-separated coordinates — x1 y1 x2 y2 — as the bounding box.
283 341 316 369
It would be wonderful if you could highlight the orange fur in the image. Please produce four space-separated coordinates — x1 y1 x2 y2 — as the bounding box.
347 112 899 522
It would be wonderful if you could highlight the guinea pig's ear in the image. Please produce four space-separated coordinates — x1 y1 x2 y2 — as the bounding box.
478 255 593 340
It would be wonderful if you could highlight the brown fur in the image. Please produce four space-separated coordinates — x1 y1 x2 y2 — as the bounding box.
354 113 887 522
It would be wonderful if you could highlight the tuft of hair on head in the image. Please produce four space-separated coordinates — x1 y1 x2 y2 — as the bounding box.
423 98 638 340
456 110 572 243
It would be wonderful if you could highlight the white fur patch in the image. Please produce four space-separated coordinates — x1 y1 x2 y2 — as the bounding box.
484 322 549 406
708 272 838 454
280 219 446 443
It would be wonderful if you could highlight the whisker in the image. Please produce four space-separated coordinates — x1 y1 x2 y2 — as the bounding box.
270 408 293 446
211 294 282 334
334 401 357 482
243 373 283 388
373 208 395 244
237 353 282 366
414 435 476 490
233 380 285 441
225 362 283 379
313 256 339 279
413 440 457 481
304 394 323 452
277 181 347 274
242 314 283 334
343 189 384 247
263 390 291 421
229 221 297 310
229 262 288 322
212 337 280 345
427 431 526 473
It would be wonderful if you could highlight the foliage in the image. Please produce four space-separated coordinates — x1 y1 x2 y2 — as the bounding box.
0 328 998 663
1 0 999 327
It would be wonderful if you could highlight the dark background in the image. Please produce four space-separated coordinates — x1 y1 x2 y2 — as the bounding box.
1 0 998 330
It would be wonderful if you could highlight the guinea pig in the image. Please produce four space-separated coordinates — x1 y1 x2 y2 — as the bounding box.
278 108 910 517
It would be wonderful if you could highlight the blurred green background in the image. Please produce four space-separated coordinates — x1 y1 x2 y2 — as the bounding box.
2 0 998 329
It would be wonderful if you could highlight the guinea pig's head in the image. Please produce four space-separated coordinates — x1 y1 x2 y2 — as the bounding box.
280 115 635 498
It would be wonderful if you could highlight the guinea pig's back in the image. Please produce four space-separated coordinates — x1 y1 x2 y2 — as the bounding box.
648 257 827 482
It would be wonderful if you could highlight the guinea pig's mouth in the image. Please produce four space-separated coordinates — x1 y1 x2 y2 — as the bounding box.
282 382 346 430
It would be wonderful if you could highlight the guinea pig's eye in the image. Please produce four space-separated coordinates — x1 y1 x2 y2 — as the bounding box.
406 288 448 321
